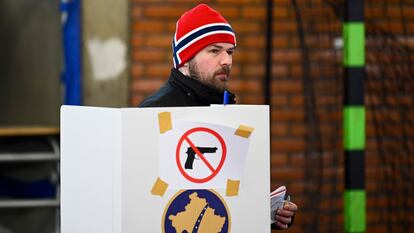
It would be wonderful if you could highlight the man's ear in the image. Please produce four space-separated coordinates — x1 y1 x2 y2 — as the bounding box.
178 62 190 76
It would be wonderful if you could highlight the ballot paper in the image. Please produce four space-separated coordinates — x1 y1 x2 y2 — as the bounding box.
270 186 287 224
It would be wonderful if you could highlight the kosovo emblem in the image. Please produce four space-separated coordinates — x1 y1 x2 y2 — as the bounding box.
162 190 231 233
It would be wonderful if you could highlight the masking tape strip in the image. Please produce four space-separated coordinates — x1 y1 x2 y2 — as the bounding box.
158 112 172 134
234 125 254 138
226 179 240 196
151 177 168 197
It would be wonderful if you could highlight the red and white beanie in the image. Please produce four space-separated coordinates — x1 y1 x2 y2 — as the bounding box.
172 4 237 68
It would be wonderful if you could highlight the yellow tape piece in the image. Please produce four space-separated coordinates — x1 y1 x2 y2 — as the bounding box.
234 125 254 138
226 179 240 196
151 177 168 197
158 112 172 134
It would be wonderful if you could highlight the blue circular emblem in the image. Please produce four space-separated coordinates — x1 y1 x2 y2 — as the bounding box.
162 190 230 233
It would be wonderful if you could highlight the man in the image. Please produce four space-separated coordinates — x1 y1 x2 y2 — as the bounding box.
140 4 297 230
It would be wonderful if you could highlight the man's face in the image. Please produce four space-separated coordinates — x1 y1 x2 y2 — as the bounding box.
188 43 235 92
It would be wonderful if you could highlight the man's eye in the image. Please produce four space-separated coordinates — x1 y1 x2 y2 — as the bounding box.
227 50 234 55
210 49 219 54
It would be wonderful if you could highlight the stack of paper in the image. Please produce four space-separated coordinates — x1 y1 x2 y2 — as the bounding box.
270 186 287 224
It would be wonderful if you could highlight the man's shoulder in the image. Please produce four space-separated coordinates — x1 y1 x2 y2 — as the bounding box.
139 82 190 107
139 83 173 107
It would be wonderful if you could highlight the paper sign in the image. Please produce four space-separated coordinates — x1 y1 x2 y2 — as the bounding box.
159 121 252 189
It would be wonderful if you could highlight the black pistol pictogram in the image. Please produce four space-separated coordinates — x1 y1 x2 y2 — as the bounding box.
185 147 217 169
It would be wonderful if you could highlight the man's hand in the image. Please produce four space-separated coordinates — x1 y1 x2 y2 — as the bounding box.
274 201 298 230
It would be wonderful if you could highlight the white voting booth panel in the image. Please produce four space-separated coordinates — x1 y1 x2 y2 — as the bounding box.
61 105 270 233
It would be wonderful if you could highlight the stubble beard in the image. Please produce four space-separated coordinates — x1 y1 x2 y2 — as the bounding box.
188 60 231 92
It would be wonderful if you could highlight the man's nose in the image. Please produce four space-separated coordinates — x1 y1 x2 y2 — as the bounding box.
220 52 232 66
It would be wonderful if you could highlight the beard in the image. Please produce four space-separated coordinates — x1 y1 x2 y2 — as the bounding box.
188 60 231 92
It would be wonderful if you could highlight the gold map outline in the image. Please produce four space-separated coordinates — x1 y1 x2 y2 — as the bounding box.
161 189 231 233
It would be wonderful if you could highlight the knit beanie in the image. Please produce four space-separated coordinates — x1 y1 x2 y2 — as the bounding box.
172 4 237 68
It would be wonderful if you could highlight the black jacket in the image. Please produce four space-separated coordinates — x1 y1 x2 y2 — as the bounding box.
139 68 236 107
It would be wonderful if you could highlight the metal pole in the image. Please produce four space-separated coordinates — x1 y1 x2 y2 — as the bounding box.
343 0 366 232
264 0 273 106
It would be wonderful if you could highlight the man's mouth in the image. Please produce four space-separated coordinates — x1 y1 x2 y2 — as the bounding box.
215 67 230 81
215 73 228 81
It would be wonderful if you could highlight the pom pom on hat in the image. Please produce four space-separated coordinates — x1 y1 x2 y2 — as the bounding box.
172 4 237 68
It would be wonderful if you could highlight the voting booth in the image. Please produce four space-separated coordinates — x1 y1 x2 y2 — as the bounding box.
61 105 270 233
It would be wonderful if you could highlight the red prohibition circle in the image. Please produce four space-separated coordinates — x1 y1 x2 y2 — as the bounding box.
176 127 227 183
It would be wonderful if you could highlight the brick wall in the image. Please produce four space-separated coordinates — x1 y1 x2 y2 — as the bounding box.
129 0 414 232
365 1 414 232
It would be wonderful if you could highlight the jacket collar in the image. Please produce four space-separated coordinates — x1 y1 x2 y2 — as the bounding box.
168 68 236 105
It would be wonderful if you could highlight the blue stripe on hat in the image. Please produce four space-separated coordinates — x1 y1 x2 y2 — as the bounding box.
172 38 179 67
